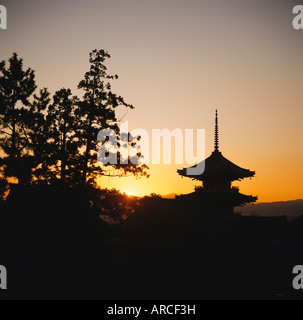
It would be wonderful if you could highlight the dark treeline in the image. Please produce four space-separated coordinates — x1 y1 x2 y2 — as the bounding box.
1 191 303 300
0 50 148 191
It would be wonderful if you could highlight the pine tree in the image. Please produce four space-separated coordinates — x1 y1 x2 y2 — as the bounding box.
77 49 149 185
0 53 37 185
46 88 80 185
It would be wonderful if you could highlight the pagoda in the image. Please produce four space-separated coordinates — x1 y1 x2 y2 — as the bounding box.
177 110 257 215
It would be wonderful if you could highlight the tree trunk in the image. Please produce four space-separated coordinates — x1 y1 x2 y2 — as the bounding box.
61 121 67 184
82 85 96 185
82 117 92 185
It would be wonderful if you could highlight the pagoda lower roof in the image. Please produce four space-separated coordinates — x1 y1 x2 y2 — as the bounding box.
176 190 257 207
178 150 255 182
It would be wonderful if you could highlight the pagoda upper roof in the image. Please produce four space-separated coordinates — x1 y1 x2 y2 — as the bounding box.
178 150 255 182
178 110 255 182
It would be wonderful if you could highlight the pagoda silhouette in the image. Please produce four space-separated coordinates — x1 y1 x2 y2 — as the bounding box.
177 110 257 216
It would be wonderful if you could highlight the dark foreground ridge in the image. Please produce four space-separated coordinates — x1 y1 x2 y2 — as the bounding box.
0 185 302 300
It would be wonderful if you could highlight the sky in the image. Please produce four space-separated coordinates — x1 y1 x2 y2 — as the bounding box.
0 0 302 202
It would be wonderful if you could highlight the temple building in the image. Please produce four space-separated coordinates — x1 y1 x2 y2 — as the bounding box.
177 111 257 216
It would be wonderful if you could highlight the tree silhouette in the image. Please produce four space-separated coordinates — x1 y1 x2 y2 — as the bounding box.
47 88 79 185
77 49 149 184
29 88 54 183
0 51 149 188
0 53 37 185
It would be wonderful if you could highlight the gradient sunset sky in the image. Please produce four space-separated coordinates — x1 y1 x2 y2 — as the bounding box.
0 0 302 202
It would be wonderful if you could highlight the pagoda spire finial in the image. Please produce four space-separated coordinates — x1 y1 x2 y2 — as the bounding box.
214 109 219 151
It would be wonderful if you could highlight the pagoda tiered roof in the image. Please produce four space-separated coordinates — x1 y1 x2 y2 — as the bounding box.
178 110 255 182
178 149 255 182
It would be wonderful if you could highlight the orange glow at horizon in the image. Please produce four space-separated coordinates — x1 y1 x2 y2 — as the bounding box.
124 190 136 197
98 149 303 203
